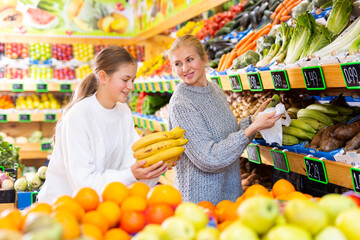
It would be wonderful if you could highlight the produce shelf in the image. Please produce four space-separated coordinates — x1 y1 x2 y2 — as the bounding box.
133 80 179 93
132 114 168 132
0 112 62 123
0 81 78 92
241 145 353 189
17 143 52 160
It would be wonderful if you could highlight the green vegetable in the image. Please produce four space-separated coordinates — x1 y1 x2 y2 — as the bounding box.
300 24 333 59
256 43 280 67
285 12 315 65
0 136 21 171
349 34 360 54
232 50 260 69
266 94 281 108
314 0 332 8
326 0 353 35
142 95 170 115
271 23 293 63
292 1 311 19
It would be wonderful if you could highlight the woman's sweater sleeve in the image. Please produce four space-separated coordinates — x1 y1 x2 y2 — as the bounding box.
61 115 137 194
170 102 251 173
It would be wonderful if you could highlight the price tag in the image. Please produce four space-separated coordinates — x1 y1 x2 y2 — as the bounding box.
133 116 137 126
41 142 52 151
175 80 180 85
210 76 222 89
229 74 242 92
340 62 360 89
302 66 326 90
137 117 142 127
139 83 144 92
144 83 150 93
150 82 156 92
0 166 4 171
142 119 148 129
270 70 290 91
12 83 24 92
247 72 263 91
304 156 328 184
160 123 166 132
60 84 72 92
149 120 155 131
351 167 360 193
36 83 48 92
134 84 139 92
19 114 31 122
31 192 38 204
165 81 173 93
158 82 165 93
44 113 56 122
246 144 261 164
270 149 289 172
0 114 7 123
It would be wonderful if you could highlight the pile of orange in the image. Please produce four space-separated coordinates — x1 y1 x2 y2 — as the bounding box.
0 182 182 239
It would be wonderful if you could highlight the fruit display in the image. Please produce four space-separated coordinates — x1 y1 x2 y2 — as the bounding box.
0 130 53 145
177 21 204 37
52 44 72 61
14 166 47 192
73 44 95 62
132 127 187 167
240 157 272 192
5 67 29 79
94 44 106 55
75 64 92 80
5 43 28 59
0 42 5 58
29 65 52 81
29 43 51 61
53 67 75 81
15 93 62 110
0 95 14 109
137 54 166 78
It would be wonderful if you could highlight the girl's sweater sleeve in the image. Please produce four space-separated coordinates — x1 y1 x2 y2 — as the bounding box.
170 102 251 174
61 114 137 194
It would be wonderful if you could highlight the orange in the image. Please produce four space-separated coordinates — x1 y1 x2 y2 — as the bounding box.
235 195 243 205
304 194 313 199
217 220 233 232
102 182 129 205
26 202 53 214
54 198 85 222
81 223 103 240
277 191 307 201
147 185 182 206
145 203 174 224
0 209 22 231
197 201 216 211
120 211 146 234
97 201 122 228
129 182 150 199
121 196 147 212
216 200 232 210
243 184 271 200
223 202 241 222
216 200 233 223
54 195 73 205
52 210 81 239
272 179 296 199
104 228 131 240
82 210 109 233
74 187 99 212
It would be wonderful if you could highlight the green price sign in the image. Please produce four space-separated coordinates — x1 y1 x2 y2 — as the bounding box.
159 82 165 93
270 149 289 172
149 121 155 131
19 114 31 123
210 76 222 89
36 83 48 92
270 70 290 91
302 66 326 90
0 114 8 123
304 157 328 184
247 72 263 91
246 144 261 164
44 114 56 122
12 83 24 92
142 119 148 129
60 84 72 92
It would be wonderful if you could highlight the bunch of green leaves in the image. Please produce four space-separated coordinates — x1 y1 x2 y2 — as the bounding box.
301 23 334 58
142 95 170 115
326 0 353 35
0 136 21 170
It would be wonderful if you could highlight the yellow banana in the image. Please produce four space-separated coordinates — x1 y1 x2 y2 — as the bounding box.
132 131 175 152
134 139 184 160
164 156 179 167
137 147 185 167
171 127 186 138
178 138 188 146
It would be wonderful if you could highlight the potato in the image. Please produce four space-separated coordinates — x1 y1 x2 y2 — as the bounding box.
345 132 360 151
335 122 360 140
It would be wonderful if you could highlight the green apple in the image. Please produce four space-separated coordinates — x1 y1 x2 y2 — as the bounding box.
220 221 259 240
237 196 279 235
315 226 347 240
264 224 311 240
161 216 195 240
336 208 360 240
175 202 209 231
142 224 164 236
195 227 220 240
319 194 356 224
132 231 162 240
284 199 328 235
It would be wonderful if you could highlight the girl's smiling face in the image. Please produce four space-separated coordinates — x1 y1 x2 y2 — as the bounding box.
170 46 208 87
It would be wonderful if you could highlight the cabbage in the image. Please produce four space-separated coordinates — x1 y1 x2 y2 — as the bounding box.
301 24 334 58
25 172 41 189
14 177 28 191
326 0 353 35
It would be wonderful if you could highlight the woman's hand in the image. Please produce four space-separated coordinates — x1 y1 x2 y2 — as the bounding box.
244 111 283 138
251 99 271 122
131 161 168 180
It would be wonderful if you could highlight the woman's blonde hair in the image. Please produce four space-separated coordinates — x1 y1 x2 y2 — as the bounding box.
168 35 207 61
63 45 136 115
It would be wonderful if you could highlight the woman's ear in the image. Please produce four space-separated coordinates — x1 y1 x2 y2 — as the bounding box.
98 70 107 85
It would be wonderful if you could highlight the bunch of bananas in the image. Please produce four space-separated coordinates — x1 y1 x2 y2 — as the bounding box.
132 127 188 167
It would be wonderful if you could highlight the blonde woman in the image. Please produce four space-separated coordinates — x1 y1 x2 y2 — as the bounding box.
39 46 168 203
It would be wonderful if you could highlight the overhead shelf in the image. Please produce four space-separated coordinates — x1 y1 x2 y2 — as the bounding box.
0 112 62 123
0 81 78 93
133 80 179 93
16 143 52 160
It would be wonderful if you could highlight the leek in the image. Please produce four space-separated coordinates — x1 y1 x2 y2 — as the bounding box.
271 23 293 63
256 43 281 67
326 0 353 35
284 12 315 65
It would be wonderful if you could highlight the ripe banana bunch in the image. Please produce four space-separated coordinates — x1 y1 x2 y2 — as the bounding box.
132 127 188 167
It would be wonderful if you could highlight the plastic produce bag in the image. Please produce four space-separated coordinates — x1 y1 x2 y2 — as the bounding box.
255 103 291 146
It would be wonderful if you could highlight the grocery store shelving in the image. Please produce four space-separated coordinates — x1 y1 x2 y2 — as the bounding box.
133 114 168 132
0 112 62 123
16 143 52 160
0 81 78 92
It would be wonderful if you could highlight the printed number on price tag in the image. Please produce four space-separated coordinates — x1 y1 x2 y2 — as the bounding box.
60 84 71 92
247 73 263 91
341 62 360 89
271 70 289 90
270 149 289 172
0 114 7 123
229 75 242 92
304 157 328 184
351 168 360 193
302 66 326 90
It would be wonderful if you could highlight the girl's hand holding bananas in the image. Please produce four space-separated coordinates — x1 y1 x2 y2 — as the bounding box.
131 160 168 179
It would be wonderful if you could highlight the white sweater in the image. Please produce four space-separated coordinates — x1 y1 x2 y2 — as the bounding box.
38 94 156 203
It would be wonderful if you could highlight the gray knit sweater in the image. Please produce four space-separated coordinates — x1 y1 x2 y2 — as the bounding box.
168 81 253 205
